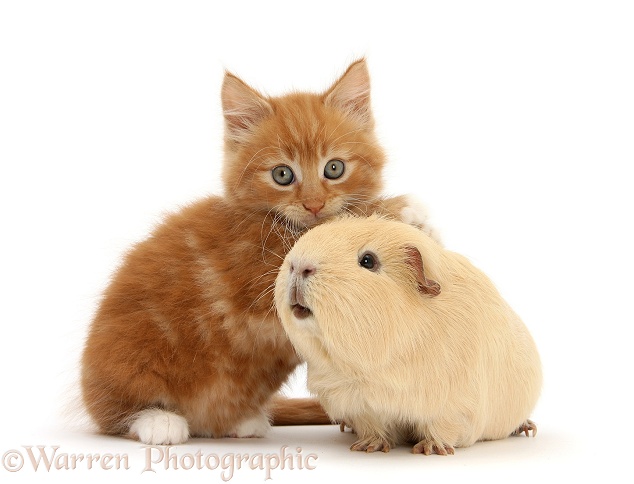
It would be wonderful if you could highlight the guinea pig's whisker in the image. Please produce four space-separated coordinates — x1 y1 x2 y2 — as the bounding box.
246 269 281 291
248 285 276 313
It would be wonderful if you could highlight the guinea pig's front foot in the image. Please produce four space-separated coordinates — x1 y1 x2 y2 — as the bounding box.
339 420 356 434
350 436 391 453
512 419 537 437
412 438 455 456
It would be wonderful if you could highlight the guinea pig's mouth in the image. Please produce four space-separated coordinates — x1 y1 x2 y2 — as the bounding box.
291 304 313 320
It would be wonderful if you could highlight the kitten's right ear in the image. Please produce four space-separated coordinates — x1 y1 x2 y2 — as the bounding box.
221 72 273 142
323 58 373 126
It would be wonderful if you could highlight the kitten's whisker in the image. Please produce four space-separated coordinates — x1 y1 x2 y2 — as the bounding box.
315 121 329 149
347 151 382 180
329 127 367 146
259 207 282 262
332 140 374 149
326 116 350 141
229 209 266 235
233 146 279 189
276 134 294 157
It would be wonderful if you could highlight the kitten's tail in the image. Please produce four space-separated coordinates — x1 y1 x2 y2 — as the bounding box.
269 396 333 425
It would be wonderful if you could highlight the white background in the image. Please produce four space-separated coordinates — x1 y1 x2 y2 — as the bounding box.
1 1 633 482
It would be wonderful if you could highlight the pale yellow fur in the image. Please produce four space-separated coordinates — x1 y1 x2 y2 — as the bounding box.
274 216 542 453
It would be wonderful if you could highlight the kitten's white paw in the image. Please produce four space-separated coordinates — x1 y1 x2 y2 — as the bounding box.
400 195 443 246
129 408 189 445
400 195 429 226
232 413 271 438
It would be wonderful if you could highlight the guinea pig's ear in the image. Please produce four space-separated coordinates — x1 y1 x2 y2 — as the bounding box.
403 246 441 297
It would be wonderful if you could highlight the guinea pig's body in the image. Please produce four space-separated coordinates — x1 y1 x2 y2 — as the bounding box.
274 216 542 454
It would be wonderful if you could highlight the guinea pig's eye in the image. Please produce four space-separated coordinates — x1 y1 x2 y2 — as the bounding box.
324 159 345 180
359 252 378 271
272 165 295 186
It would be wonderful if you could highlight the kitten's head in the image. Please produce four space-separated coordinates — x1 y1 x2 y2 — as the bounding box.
221 59 386 229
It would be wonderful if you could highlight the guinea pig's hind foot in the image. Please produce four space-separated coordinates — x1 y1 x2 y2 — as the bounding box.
350 436 391 453
512 419 537 437
412 439 455 456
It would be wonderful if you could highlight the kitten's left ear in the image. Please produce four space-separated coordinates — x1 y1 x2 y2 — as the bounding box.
403 245 441 297
323 58 373 126
222 72 273 142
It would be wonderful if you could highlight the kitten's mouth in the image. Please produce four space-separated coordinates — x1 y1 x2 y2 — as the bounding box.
291 304 313 320
287 209 335 230
291 215 324 230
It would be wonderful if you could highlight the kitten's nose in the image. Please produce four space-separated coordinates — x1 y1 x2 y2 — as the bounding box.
303 200 325 216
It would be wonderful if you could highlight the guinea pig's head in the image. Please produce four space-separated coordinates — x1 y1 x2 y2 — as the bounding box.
274 215 441 368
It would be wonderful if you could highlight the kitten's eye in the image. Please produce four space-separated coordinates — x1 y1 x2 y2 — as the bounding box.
272 165 295 186
324 159 345 180
359 252 379 271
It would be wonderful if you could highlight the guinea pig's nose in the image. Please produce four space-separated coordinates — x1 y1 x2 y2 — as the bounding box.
290 262 317 278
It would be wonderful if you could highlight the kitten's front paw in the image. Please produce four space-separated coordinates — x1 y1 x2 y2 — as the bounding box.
399 195 443 245
129 408 189 445
231 413 271 438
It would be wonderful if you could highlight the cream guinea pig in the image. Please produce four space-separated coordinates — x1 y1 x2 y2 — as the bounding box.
274 215 542 455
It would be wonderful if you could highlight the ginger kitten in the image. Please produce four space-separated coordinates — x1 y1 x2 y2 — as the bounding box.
81 59 432 445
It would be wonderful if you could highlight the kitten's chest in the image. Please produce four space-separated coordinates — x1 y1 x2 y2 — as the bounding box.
183 206 303 326
191 215 300 348
225 222 299 304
